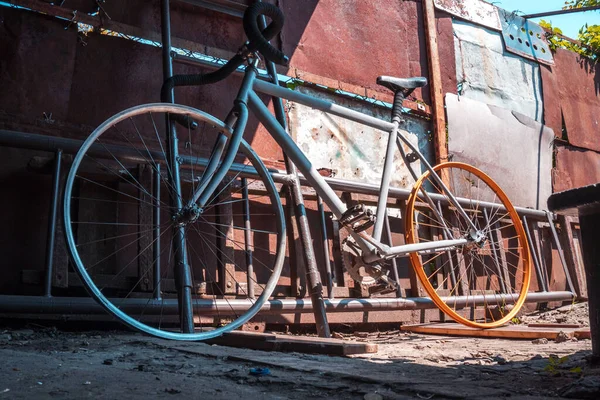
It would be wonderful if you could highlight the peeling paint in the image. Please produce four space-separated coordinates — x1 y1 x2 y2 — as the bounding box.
434 0 501 31
453 20 544 122
288 87 431 193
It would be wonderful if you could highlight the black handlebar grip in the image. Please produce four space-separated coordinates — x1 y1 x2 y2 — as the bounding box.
243 2 289 66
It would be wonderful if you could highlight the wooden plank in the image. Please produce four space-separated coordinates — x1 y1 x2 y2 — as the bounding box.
423 0 449 182
401 322 589 340
205 330 377 356
528 323 583 328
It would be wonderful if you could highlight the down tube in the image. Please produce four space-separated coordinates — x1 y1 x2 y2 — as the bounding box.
248 91 347 219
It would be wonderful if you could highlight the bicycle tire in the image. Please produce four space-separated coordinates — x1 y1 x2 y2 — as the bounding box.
64 103 286 340
405 162 531 328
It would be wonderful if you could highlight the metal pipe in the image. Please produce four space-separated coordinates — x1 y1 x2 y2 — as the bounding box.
384 211 403 298
484 208 507 293
317 196 334 299
242 178 255 299
161 0 194 334
153 164 162 300
523 216 548 292
43 149 62 297
0 129 551 220
546 211 576 294
257 7 330 338
175 0 246 17
0 291 575 316
523 5 600 19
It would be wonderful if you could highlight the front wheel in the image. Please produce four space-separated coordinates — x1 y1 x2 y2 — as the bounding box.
64 103 286 340
405 162 531 328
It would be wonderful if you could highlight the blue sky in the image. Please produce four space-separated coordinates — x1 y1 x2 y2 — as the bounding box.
495 0 600 39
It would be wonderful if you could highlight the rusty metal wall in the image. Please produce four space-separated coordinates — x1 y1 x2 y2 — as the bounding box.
553 145 600 194
540 48 599 194
0 1 589 323
541 49 600 153
281 0 430 103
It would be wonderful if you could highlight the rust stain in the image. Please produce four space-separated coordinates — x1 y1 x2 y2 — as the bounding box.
541 49 600 153
434 0 501 31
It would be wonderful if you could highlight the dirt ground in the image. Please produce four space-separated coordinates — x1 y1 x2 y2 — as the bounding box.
0 303 598 399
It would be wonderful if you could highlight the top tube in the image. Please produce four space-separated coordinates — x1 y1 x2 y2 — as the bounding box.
253 79 396 133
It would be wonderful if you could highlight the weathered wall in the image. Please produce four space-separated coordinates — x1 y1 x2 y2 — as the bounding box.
452 20 544 122
446 94 553 209
0 0 592 316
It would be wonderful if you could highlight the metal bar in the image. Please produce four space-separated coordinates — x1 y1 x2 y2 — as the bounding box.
523 5 600 19
372 121 399 241
523 216 547 292
386 238 469 257
0 129 551 219
242 178 255 299
161 0 194 334
256 8 330 338
317 196 334 299
546 212 576 294
153 164 162 300
43 149 62 297
175 0 246 17
0 291 575 315
484 208 507 293
171 52 272 80
383 211 404 298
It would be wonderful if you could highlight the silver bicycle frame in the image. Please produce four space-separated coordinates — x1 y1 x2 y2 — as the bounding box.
196 66 477 260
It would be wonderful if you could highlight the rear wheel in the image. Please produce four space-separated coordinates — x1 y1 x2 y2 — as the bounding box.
64 103 286 340
405 162 531 328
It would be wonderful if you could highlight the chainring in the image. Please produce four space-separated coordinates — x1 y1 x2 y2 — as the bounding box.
341 236 386 287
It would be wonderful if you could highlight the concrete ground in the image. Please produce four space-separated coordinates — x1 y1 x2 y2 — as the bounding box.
0 319 598 400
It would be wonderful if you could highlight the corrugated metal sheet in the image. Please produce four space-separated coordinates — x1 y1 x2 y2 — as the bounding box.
553 145 600 193
446 94 553 209
453 19 544 122
434 0 501 31
541 49 600 152
289 86 431 193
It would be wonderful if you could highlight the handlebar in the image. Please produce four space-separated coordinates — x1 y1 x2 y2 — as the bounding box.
160 2 289 126
243 2 289 66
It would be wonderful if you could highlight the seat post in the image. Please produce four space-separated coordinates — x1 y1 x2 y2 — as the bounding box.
391 91 405 123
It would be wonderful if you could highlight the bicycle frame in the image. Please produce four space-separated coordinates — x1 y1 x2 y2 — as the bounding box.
189 65 477 261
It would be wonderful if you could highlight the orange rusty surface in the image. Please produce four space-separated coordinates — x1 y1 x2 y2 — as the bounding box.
553 144 600 193
280 0 431 103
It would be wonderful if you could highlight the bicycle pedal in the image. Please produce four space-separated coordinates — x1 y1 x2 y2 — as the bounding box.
339 204 375 233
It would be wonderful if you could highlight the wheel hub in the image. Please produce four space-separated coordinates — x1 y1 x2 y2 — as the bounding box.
174 205 202 226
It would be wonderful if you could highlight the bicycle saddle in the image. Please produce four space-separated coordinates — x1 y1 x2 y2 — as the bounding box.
376 76 427 97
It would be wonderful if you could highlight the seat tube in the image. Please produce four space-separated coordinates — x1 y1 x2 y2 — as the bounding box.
372 120 400 241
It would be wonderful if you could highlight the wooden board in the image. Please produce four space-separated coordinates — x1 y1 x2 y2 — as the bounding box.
205 330 377 356
401 323 591 340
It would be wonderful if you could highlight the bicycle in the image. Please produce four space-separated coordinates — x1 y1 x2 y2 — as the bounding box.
63 3 532 340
